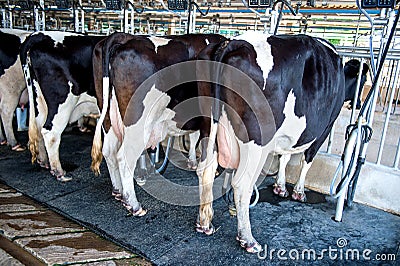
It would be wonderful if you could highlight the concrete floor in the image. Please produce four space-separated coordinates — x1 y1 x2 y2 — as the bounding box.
0 129 399 265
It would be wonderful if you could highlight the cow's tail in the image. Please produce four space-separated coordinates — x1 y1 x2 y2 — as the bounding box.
91 33 133 175
20 34 40 164
212 40 250 122
90 76 108 176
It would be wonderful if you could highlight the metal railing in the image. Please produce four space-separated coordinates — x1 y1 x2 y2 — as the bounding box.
325 46 400 170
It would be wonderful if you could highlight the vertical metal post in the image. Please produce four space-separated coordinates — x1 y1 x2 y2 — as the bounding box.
350 58 365 124
1 9 6 28
9 9 13 28
34 6 40 31
394 137 400 169
124 6 129 32
80 0 84 32
130 4 134 34
190 3 196 33
74 6 79 32
326 122 335 154
377 60 400 165
41 0 45 30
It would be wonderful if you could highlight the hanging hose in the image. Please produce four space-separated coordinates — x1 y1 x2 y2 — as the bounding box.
155 136 174 174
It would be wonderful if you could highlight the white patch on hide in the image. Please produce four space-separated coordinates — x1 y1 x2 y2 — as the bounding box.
69 92 98 124
234 31 273 90
267 90 314 155
41 82 79 135
316 38 338 54
147 36 171 53
120 85 172 177
1 28 30 43
32 31 78 47
205 38 210 45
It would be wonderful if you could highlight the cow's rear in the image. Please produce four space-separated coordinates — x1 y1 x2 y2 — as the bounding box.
197 32 345 252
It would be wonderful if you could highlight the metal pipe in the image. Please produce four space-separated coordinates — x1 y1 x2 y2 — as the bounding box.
326 122 335 154
80 0 84 32
350 58 365 124
376 60 400 165
130 5 134 34
394 137 400 169
357 0 377 76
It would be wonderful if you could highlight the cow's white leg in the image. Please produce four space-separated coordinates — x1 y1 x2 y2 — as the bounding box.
103 129 123 201
187 130 200 169
273 154 291 198
196 122 218 235
42 129 66 179
34 107 49 169
116 136 146 216
0 94 19 147
232 141 266 253
292 158 312 202
0 56 26 149
42 88 79 181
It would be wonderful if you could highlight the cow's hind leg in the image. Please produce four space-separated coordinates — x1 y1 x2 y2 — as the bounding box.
0 92 20 148
233 141 266 253
273 154 290 197
292 157 312 202
117 136 147 217
187 130 200 169
103 129 123 201
42 128 67 180
196 122 218 235
33 111 49 169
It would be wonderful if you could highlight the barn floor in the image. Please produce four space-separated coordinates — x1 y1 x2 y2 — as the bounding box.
0 129 399 265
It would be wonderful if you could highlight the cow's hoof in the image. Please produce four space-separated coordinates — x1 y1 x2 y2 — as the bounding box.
125 205 147 217
273 184 289 198
187 160 197 170
122 201 147 217
57 175 72 182
37 159 49 169
112 189 122 201
195 222 215 235
11 144 26 152
292 191 307 202
228 205 237 216
236 236 262 253
128 207 147 217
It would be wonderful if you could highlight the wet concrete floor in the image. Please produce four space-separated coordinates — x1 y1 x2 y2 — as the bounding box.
0 129 399 265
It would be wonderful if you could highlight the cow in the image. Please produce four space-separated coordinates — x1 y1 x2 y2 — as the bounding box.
90 33 227 216
0 28 31 151
344 58 369 109
195 31 345 252
20 31 105 181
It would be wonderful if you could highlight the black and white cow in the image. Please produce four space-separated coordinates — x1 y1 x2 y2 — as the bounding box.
20 31 105 181
91 33 226 216
0 28 31 151
196 32 345 252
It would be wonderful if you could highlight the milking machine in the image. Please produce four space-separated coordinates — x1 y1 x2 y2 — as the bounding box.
331 0 399 222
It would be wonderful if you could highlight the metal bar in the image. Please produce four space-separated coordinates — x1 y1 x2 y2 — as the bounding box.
326 121 335 154
394 137 400 169
376 60 400 165
350 58 365 124
338 51 400 61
